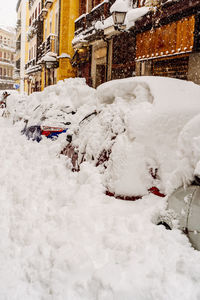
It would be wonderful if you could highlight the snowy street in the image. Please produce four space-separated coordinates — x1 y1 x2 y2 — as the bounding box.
0 117 200 300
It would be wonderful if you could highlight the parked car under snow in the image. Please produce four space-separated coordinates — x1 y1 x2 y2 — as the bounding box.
21 103 75 142
61 77 200 200
156 113 200 251
156 183 200 251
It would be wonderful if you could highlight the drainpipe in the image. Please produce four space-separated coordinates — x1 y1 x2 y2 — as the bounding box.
58 0 61 56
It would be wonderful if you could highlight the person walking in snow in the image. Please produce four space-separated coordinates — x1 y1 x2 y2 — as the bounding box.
0 91 10 108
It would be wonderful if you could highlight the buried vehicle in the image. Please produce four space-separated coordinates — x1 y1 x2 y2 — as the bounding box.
61 77 200 200
156 113 200 251
21 103 74 142
156 183 200 251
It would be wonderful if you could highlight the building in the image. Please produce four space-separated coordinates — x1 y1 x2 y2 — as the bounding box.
72 0 135 88
73 0 200 87
0 26 16 90
135 0 200 84
24 0 79 93
25 0 43 94
16 0 29 93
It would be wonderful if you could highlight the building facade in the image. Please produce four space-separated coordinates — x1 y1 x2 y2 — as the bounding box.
16 0 29 93
72 0 135 88
135 0 200 84
0 27 15 90
73 0 200 87
23 0 79 94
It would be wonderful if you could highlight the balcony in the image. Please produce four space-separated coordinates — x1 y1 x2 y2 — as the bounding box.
75 1 112 36
74 0 116 45
37 34 58 62
45 0 53 9
25 58 36 70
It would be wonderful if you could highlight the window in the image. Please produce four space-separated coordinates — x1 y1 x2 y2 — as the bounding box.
38 2 41 14
4 69 6 76
0 68 2 76
35 8 37 19
0 51 2 58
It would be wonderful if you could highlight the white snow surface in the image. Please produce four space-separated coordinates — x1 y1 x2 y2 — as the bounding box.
1 77 200 298
7 78 97 125
1 118 200 299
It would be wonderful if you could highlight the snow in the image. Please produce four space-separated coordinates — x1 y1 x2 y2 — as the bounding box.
1 77 200 298
110 0 129 13
58 53 71 59
7 78 97 125
167 113 200 192
125 7 150 28
96 77 200 195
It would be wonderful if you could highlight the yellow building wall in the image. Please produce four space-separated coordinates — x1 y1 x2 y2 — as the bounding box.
41 0 79 90
41 0 59 90
57 0 79 81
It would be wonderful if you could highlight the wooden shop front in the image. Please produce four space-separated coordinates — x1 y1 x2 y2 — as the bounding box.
135 15 195 79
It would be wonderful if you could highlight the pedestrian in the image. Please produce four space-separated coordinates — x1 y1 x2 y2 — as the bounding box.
0 91 10 108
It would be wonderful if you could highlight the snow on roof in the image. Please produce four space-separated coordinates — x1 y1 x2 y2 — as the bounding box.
0 25 16 35
110 0 130 13
125 7 150 28
41 52 57 62
58 53 71 59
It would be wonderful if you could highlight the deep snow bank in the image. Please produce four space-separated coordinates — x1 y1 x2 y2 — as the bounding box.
0 118 200 299
7 78 97 124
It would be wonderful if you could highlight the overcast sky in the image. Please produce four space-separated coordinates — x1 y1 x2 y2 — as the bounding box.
0 0 17 28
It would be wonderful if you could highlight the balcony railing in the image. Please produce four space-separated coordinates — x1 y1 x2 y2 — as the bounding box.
75 1 113 36
25 58 36 70
0 76 13 80
0 58 14 64
37 34 58 62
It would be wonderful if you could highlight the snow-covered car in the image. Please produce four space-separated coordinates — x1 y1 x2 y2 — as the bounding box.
156 112 200 250
21 103 74 142
156 183 200 250
61 77 200 200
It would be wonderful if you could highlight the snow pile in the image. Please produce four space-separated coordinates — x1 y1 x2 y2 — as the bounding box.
167 114 200 192
0 78 200 298
96 77 200 195
7 78 97 125
125 6 150 28
0 118 200 299
110 0 150 29
110 0 129 13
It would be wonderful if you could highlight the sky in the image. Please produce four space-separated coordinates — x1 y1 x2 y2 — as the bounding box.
0 0 17 28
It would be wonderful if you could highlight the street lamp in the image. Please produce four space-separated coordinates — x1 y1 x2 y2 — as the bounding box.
110 0 128 30
112 10 127 27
